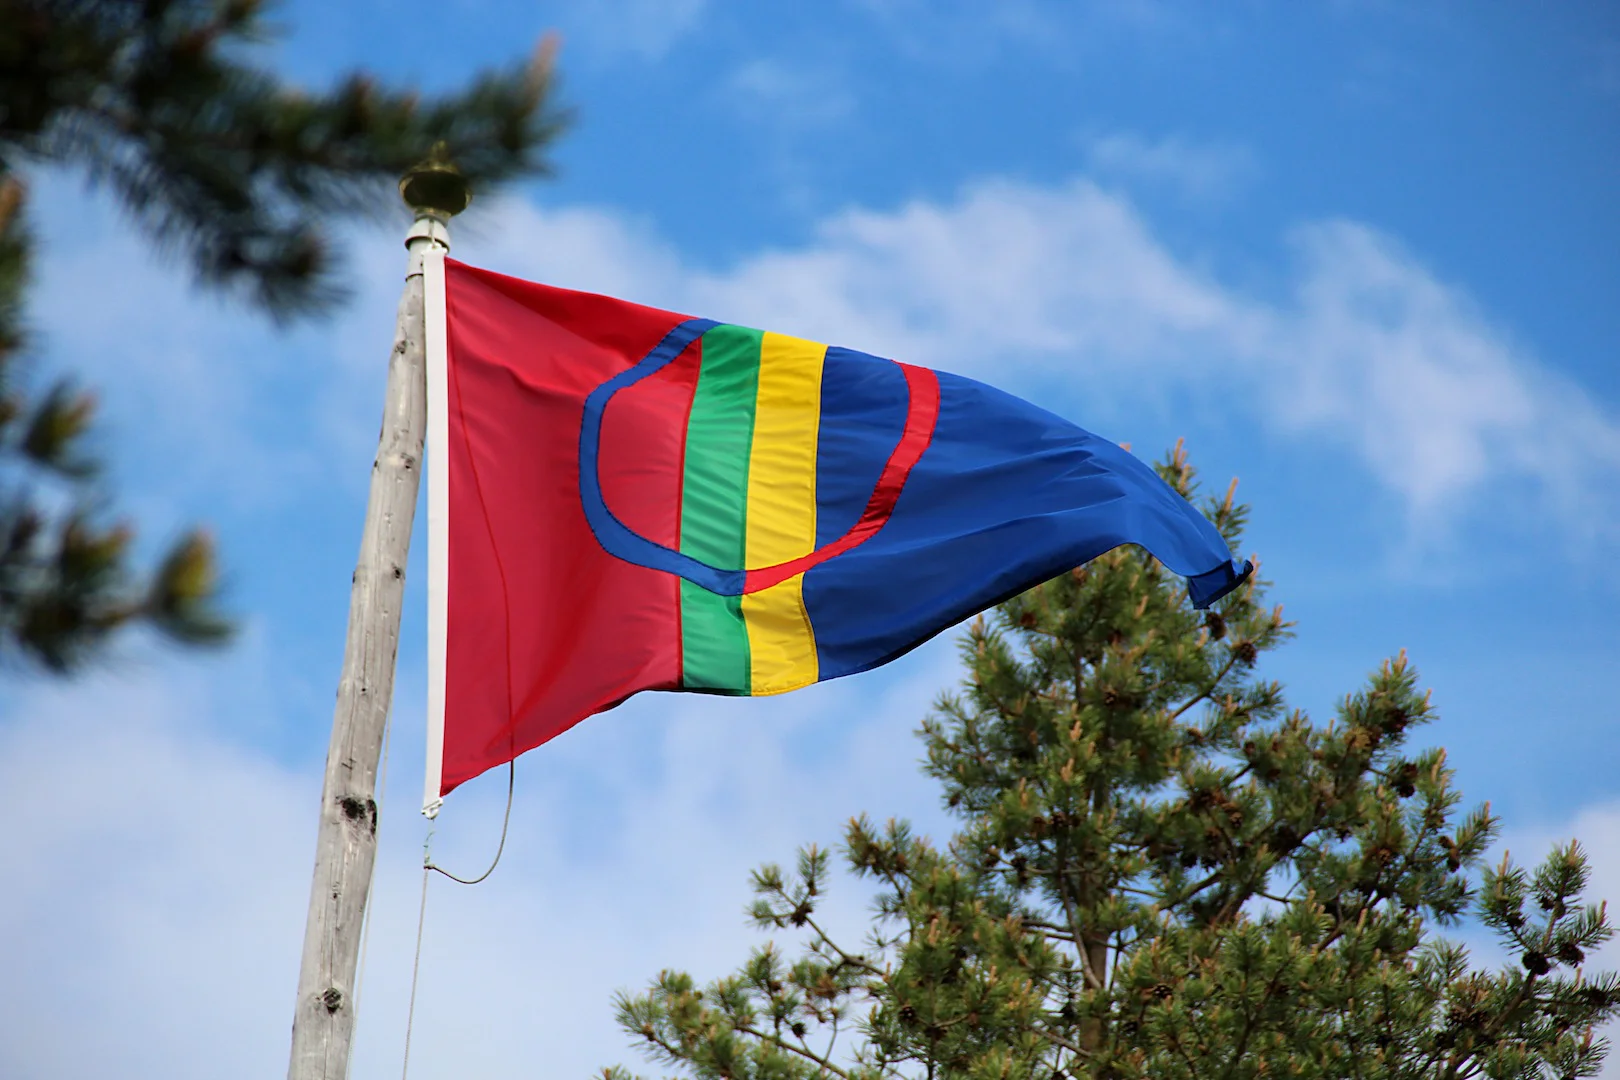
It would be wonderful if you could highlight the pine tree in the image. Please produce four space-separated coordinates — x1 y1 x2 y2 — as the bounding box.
0 0 566 669
605 444 1618 1080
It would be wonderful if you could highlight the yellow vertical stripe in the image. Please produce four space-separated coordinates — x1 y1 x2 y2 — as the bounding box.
742 331 824 694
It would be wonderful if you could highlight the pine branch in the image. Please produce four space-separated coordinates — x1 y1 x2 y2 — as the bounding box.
4 0 569 319
604 444 1618 1080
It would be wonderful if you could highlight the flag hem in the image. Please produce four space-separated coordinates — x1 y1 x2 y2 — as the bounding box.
423 247 449 818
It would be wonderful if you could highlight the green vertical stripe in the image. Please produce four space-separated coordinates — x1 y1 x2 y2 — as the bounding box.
679 325 762 691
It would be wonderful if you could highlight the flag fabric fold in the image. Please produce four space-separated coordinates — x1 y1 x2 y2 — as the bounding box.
424 254 1250 805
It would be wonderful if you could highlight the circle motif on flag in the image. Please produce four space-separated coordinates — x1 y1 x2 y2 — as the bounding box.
579 318 940 597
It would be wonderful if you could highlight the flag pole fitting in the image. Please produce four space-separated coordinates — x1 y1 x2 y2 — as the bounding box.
401 150 468 252
400 146 471 221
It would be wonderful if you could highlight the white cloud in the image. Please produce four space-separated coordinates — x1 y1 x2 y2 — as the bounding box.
0 661 313 1079
847 0 1184 66
1273 222 1620 526
724 58 858 127
459 179 1242 369
0 636 956 1080
24 178 408 519
1083 132 1259 200
555 0 710 63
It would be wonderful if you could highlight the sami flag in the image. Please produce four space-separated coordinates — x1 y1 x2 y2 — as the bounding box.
421 254 1250 807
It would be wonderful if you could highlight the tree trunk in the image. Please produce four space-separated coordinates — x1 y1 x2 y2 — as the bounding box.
286 221 442 1080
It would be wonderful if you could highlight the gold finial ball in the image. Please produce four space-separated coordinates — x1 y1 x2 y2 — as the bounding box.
399 146 471 217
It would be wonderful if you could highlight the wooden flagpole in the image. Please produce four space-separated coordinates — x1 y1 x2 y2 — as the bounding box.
287 156 469 1080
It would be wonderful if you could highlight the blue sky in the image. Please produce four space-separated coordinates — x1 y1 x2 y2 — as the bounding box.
3 3 1618 1078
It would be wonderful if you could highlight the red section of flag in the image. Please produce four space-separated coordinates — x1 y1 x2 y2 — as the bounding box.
441 261 692 794
598 336 702 565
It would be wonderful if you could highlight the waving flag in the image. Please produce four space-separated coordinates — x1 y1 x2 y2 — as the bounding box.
422 254 1250 808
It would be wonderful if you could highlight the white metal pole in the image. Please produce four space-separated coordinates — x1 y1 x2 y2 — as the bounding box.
287 162 466 1080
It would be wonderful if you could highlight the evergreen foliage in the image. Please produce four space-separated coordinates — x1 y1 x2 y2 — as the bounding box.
0 0 567 670
606 444 1618 1080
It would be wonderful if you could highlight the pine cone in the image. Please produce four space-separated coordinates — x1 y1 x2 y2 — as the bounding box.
1555 942 1585 966
1579 986 1617 1008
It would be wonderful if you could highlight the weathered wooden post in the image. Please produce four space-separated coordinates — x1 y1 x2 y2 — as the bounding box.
287 154 469 1080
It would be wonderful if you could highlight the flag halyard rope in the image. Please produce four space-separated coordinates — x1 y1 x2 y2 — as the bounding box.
426 759 515 885
399 758 515 1080
401 858 430 1080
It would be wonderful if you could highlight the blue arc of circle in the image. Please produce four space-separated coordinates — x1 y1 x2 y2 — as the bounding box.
577 317 757 596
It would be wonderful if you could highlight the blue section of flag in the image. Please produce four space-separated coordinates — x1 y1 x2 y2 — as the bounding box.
802 370 1250 681
813 347 910 549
